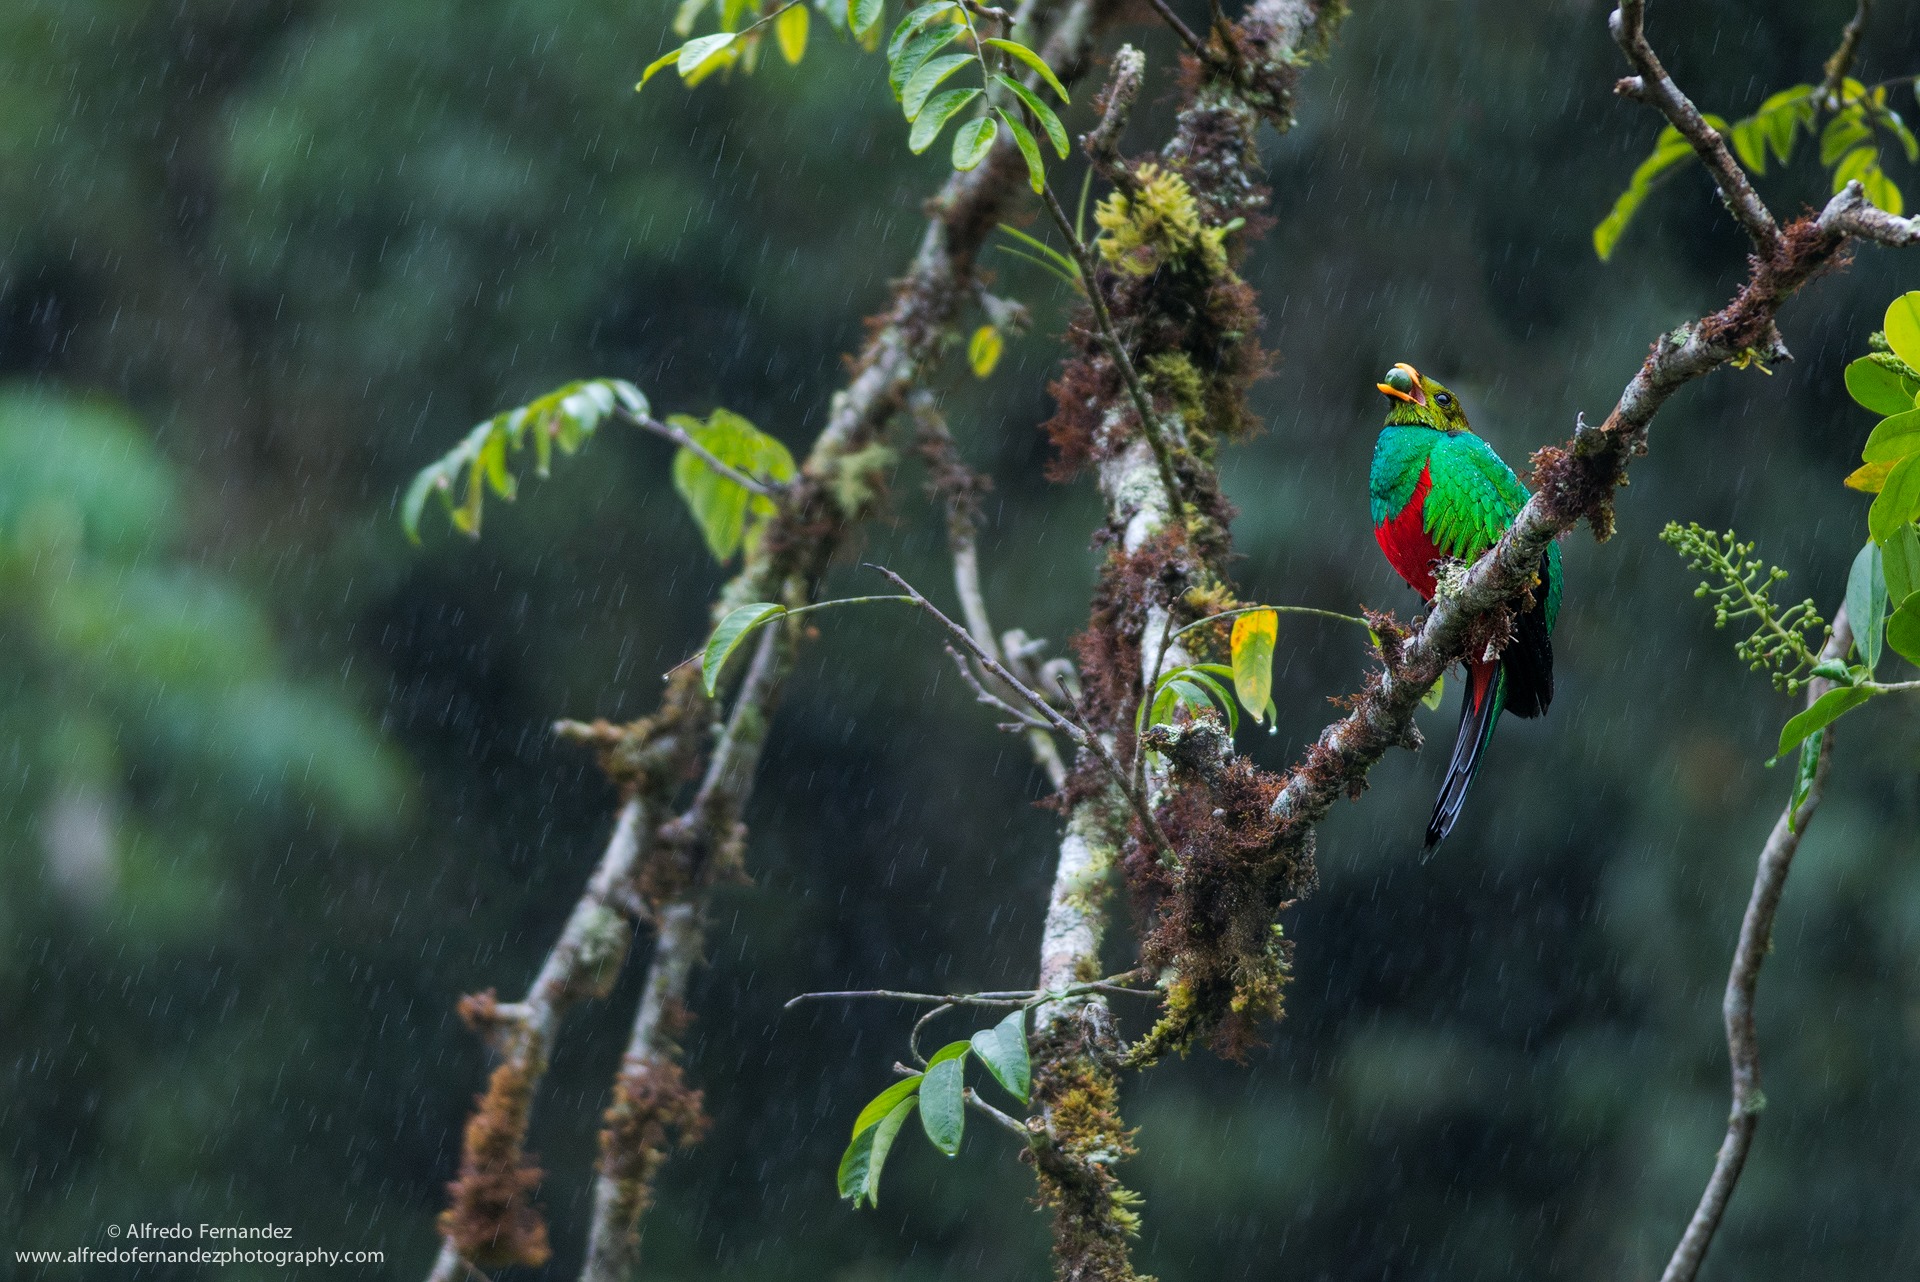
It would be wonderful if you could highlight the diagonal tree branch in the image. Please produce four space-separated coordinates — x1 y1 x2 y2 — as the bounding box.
1659 610 1852 1282
1610 0 1780 256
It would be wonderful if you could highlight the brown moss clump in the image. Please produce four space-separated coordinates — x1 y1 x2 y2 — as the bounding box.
1124 747 1314 1063
1028 1014 1151 1282
439 1060 551 1271
594 1054 709 1255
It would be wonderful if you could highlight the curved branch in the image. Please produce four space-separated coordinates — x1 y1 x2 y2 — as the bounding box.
1610 0 1780 255
1659 609 1853 1282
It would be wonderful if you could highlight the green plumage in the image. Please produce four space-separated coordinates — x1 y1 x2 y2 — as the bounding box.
1371 425 1563 629
1367 363 1562 849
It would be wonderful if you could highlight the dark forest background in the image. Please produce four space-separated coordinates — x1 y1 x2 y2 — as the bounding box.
3 0 1917 1277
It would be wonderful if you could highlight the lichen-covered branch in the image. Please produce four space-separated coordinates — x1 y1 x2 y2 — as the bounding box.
1659 611 1852 1282
425 808 640 1280
582 900 707 1282
417 0 1125 1273
1020 4 1343 1276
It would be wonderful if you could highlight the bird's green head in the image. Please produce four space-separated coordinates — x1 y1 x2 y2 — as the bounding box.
1376 362 1470 432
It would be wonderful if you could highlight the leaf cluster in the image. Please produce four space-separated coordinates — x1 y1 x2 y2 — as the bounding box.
1594 78 1917 261
401 379 645 542
837 1010 1029 1208
881 2 1069 191
403 382 794 569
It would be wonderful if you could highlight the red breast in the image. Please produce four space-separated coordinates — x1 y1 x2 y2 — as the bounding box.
1373 462 1442 600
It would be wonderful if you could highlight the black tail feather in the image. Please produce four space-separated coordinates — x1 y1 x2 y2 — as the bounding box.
1503 552 1556 719
1424 668 1503 854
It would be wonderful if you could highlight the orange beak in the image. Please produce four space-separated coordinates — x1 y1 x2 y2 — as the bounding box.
1376 362 1426 405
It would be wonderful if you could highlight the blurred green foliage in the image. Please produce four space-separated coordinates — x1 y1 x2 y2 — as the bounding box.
1 0 1917 1278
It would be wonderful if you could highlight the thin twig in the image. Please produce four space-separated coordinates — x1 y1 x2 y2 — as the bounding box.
948 644 1056 729
1141 0 1209 62
619 409 781 497
1659 608 1852 1282
1818 0 1873 108
868 563 1184 866
910 1002 956 1066
912 394 1070 788
1037 182 1188 526
965 1088 1035 1139
1610 0 1781 257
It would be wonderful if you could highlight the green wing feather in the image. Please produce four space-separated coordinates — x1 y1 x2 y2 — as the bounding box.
1424 432 1562 630
1422 433 1529 558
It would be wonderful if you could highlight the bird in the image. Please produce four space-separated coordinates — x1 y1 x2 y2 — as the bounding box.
1370 362 1560 851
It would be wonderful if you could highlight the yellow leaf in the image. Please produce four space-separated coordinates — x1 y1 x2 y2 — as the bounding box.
1847 459 1894 493
968 325 1002 378
776 3 809 64
1229 609 1278 726
1421 673 1445 711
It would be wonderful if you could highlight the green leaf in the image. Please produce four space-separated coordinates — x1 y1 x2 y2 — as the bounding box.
909 87 981 153
888 22 962 99
981 38 1068 102
1883 292 1920 372
968 324 1003 377
703 602 787 697
1846 540 1887 672
1887 596 1920 665
925 1040 970 1067
1730 118 1768 173
1862 407 1920 463
1833 145 1880 193
1883 522 1920 603
1421 672 1445 711
402 379 645 541
670 408 797 562
776 3 810 64
1869 453 1920 544
638 48 685 90
1844 356 1920 415
919 1054 965 1156
1787 732 1820 833
672 0 711 34
678 31 736 75
1821 109 1873 165
1753 85 1814 164
995 74 1068 158
850 0 885 40
851 1074 923 1138
951 115 998 171
1229 609 1278 726
969 1009 1029 1102
1864 165 1905 216
998 108 1044 192
1593 128 1695 261
887 1 958 62
902 53 973 120
1776 686 1874 758
838 1095 915 1206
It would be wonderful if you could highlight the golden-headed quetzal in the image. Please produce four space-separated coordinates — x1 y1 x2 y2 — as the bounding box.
1371 363 1560 850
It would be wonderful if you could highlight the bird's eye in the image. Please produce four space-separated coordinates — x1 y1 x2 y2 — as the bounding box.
1436 393 1453 408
